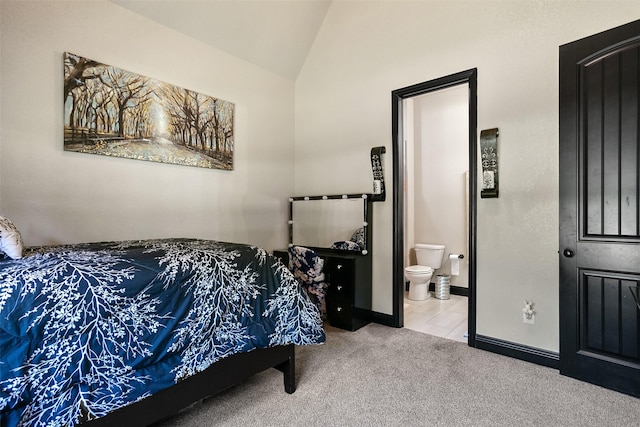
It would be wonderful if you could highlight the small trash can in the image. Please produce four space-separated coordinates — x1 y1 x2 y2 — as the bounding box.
435 275 450 300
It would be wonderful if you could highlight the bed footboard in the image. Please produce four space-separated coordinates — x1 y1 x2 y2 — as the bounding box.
88 344 296 426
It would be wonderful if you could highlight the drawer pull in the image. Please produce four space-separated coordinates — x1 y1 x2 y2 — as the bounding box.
337 285 343 291
336 306 343 312
336 264 343 270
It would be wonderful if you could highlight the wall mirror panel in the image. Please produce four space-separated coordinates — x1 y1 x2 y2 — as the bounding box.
289 194 371 254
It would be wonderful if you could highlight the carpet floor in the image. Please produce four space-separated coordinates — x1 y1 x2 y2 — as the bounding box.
154 323 640 426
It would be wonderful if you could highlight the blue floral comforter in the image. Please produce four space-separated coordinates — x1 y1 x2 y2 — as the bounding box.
0 239 325 426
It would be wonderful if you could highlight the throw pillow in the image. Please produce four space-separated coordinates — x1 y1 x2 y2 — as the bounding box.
0 216 24 259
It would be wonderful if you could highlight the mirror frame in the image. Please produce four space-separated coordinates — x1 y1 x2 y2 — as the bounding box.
288 193 373 255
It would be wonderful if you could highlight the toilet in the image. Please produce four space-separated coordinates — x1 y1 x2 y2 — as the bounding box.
405 243 445 301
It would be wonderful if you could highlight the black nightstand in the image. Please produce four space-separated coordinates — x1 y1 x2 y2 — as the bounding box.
273 248 371 331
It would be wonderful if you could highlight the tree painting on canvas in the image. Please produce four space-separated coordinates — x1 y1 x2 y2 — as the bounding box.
63 52 234 170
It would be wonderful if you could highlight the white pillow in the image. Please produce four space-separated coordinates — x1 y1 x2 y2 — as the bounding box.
0 216 23 259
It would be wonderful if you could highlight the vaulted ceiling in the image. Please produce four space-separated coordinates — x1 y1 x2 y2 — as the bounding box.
111 0 332 80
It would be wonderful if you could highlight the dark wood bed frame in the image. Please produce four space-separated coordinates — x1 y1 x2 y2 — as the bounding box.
88 344 295 426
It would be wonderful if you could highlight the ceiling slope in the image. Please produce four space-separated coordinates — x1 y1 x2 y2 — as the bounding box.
111 0 332 80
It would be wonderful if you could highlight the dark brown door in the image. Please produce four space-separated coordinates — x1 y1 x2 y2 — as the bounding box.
560 20 640 397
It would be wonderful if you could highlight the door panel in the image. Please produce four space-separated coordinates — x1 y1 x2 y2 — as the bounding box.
560 20 640 397
582 43 640 239
582 271 639 359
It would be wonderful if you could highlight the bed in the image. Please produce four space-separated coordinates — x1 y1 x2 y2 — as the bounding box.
0 237 325 426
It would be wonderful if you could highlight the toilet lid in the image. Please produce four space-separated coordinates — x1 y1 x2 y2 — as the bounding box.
405 265 433 274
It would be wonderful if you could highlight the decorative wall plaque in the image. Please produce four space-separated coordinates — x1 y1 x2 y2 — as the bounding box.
480 128 499 198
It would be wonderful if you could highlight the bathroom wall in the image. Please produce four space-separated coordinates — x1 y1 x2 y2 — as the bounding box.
409 85 469 288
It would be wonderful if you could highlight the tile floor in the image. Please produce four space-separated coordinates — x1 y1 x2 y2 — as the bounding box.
403 291 468 343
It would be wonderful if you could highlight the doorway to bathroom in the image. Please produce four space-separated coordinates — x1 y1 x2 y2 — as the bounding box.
391 69 477 346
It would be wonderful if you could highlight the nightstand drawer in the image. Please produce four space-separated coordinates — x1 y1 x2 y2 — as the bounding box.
327 281 351 298
326 299 352 329
325 260 354 287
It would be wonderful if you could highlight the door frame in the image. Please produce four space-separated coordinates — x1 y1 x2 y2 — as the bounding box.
391 69 478 346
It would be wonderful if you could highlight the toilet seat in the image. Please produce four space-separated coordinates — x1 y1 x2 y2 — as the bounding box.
405 265 433 275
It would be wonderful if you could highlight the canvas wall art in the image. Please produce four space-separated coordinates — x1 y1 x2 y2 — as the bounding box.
64 52 235 170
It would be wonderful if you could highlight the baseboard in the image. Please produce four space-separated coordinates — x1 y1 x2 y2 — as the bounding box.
371 311 395 327
426 283 468 296
406 281 469 297
475 334 559 369
448 285 468 297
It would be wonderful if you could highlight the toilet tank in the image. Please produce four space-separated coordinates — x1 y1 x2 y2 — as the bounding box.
415 243 445 269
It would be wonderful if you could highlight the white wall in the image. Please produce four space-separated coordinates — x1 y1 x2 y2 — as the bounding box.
4 0 640 355
295 1 640 352
0 1 294 251
410 86 469 287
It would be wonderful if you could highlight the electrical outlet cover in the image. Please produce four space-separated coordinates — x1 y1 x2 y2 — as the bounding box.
523 313 535 324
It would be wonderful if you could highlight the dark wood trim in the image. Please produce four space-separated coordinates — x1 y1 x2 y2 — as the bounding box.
289 193 373 201
391 69 478 349
391 88 405 327
475 335 560 369
426 283 469 297
467 72 478 348
403 280 469 297
450 285 469 297
371 310 395 327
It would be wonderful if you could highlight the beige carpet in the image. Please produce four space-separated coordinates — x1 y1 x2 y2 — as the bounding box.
154 323 640 426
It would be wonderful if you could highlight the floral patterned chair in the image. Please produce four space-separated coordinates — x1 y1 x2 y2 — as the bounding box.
288 246 327 319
